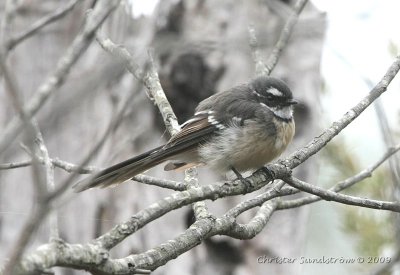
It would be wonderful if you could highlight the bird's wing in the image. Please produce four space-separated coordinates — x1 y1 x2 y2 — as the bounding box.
166 111 216 148
73 113 217 192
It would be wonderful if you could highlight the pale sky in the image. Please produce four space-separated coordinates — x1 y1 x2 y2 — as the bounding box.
313 0 400 164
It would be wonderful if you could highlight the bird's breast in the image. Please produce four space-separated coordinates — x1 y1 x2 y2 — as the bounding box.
198 118 295 173
273 117 295 154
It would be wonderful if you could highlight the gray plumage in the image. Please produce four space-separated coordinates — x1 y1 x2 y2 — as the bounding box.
72 76 296 192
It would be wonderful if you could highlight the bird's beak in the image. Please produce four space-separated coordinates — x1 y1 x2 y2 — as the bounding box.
288 99 298 105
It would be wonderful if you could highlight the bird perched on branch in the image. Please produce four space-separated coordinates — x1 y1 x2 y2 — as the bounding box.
73 75 296 192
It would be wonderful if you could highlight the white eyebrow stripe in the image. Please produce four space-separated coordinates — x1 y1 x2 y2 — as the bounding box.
267 88 282 97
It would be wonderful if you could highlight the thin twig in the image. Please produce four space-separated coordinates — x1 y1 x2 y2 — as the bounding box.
283 176 400 212
0 157 185 191
0 46 52 275
331 48 400 186
96 33 180 135
48 50 142 201
264 0 309 75
133 174 186 191
284 55 400 170
2 205 48 275
248 24 267 76
278 144 400 210
0 159 32 169
185 168 210 219
34 127 58 239
0 0 121 155
0 2 121 273
96 33 208 219
225 200 279 239
224 181 293 218
0 0 15 46
5 0 82 51
94 167 277 250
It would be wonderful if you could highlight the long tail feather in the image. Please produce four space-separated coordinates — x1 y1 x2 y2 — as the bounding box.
73 145 166 192
73 122 216 192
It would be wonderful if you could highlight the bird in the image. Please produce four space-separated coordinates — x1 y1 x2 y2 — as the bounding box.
73 75 296 192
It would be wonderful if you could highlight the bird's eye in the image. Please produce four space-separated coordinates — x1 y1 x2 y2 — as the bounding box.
265 94 274 101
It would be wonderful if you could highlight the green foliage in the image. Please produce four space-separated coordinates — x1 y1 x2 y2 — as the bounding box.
321 139 395 257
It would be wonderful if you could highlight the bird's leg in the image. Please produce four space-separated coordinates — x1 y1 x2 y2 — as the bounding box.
231 166 253 193
262 166 275 182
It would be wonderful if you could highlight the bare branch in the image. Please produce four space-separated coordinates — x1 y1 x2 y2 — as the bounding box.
0 156 186 192
0 0 121 155
264 0 309 75
14 170 280 273
5 0 82 51
96 33 208 220
0 159 32 169
3 206 48 275
0 0 15 45
133 175 186 191
283 176 400 212
247 25 267 76
278 144 400 210
248 0 308 76
94 165 282 250
0 37 57 275
47 62 142 201
283 55 400 170
225 200 278 239
96 34 180 135
224 181 295 218
34 128 58 239
13 239 150 275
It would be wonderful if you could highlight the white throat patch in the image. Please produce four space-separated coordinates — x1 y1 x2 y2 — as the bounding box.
271 106 293 120
260 103 293 120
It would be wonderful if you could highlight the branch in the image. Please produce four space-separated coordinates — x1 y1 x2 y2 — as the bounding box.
248 0 308 75
0 34 58 275
284 176 400 212
278 143 400 209
14 166 284 274
5 0 82 51
132 175 186 191
264 0 309 75
248 25 267 76
282 55 400 170
93 164 284 250
34 129 58 239
0 0 121 155
224 181 287 218
96 33 208 219
0 156 185 191
95 33 180 135
225 200 278 239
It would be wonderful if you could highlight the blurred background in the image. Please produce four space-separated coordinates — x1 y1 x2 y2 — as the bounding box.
0 0 399 274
